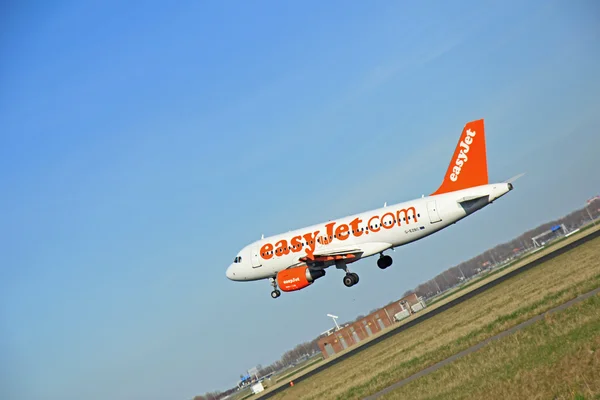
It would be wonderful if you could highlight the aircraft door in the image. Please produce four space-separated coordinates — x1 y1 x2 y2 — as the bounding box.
427 200 442 224
251 245 262 268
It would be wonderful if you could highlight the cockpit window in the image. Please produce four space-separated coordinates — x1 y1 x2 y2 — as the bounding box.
234 256 240 263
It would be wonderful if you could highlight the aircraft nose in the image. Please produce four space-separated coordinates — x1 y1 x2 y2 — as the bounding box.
226 264 237 280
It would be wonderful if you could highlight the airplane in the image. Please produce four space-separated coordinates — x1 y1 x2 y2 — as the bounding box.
226 119 522 298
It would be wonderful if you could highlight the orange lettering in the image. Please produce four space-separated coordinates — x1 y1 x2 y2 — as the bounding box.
303 231 320 259
261 243 273 260
368 216 380 232
335 224 349 240
381 212 395 229
325 222 336 243
291 236 303 253
275 239 289 256
397 207 417 225
350 217 363 237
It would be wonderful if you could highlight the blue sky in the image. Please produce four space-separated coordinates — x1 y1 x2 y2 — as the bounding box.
1 1 599 399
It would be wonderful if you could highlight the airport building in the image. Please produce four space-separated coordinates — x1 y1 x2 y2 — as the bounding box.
317 293 427 358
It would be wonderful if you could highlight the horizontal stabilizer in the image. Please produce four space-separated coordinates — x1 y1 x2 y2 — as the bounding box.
457 194 489 204
504 173 526 184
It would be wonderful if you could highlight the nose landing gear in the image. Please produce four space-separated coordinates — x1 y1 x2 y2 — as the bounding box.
269 277 281 299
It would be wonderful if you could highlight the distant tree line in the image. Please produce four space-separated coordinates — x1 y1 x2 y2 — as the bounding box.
193 392 222 400
192 199 599 399
411 199 599 298
257 337 321 376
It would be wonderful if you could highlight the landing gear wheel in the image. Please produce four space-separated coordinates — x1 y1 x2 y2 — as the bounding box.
383 255 393 267
269 277 281 299
350 272 359 284
377 255 393 269
343 274 355 287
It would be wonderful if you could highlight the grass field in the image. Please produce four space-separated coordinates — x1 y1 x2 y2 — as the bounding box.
380 293 600 400
273 355 323 384
426 220 599 308
264 229 600 400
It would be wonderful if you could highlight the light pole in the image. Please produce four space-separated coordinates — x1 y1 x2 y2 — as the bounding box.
432 277 441 293
585 204 596 226
457 265 466 280
327 314 340 331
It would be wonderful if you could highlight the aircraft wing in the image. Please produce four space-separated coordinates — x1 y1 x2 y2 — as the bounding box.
298 242 393 265
298 247 362 264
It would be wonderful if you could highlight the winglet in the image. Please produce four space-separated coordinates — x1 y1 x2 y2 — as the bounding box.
431 119 488 196
504 173 525 184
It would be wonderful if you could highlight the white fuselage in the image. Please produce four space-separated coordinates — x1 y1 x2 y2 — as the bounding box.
226 182 512 281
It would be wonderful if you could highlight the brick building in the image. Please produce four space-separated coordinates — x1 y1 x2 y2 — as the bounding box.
317 292 423 358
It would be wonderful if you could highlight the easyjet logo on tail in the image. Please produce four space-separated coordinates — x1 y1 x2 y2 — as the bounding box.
259 207 419 261
431 119 488 196
449 128 476 182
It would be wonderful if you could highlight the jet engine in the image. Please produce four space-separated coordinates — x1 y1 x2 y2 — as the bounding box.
277 266 326 292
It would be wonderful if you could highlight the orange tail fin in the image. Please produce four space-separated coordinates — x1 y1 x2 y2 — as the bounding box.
431 119 488 196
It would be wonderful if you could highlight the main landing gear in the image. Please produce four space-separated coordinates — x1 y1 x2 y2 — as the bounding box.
377 254 393 269
343 272 359 287
269 277 281 299
337 263 359 287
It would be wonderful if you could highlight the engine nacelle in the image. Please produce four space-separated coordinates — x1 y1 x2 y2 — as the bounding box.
277 266 326 292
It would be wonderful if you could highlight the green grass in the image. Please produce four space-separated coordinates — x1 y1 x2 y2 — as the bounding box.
274 356 323 383
266 234 600 400
427 220 600 308
381 294 600 399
